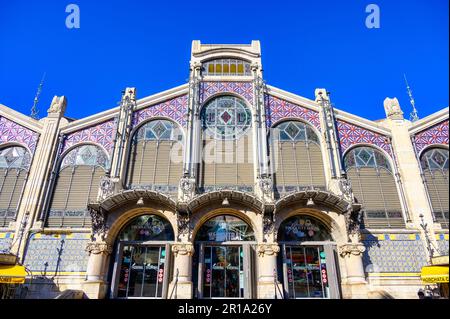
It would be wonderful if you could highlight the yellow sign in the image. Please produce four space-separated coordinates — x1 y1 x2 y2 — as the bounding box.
421 265 449 284
0 265 27 284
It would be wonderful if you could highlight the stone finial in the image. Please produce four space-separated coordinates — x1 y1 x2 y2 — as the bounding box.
123 87 137 101
315 88 329 103
47 96 67 115
383 97 404 120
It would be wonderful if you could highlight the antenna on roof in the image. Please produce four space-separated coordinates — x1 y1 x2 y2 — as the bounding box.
30 72 46 120
404 74 419 122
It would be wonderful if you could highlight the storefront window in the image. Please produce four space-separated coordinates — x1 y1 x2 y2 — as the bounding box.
278 215 332 242
195 215 255 242
119 215 174 241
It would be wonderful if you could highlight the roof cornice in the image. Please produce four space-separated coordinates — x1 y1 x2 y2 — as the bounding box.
408 107 449 135
0 103 43 132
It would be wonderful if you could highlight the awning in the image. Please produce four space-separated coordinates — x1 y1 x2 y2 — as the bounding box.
421 265 449 284
0 265 27 284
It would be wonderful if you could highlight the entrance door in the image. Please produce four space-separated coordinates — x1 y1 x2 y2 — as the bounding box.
113 244 170 298
197 244 253 298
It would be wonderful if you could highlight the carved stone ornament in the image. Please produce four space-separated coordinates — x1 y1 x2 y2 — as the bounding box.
99 175 115 200
172 243 195 257
338 243 366 257
259 175 273 196
263 215 275 235
338 178 353 199
383 97 404 119
190 61 202 72
180 176 195 193
256 244 280 257
47 96 67 114
345 208 363 240
89 207 108 238
85 242 113 255
177 213 190 237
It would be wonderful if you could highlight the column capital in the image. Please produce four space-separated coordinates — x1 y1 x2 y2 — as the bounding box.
85 241 113 255
172 243 195 257
256 243 280 257
338 243 366 257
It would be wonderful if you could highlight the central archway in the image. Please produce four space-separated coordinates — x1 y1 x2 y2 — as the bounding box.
193 214 256 299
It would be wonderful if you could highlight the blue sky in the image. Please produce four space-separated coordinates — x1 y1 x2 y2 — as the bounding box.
0 0 448 121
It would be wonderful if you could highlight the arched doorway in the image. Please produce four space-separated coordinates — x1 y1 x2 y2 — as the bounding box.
193 214 256 299
110 214 175 299
277 215 339 299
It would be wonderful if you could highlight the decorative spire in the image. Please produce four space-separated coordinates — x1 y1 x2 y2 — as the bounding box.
404 74 419 122
31 72 46 120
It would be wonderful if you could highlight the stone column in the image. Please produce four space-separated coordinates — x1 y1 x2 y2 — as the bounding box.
168 243 194 299
338 242 368 298
256 243 282 299
84 241 113 299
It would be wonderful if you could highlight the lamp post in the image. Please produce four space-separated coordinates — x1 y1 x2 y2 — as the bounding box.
419 213 435 263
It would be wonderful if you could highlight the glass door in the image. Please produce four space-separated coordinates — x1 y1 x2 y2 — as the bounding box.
282 245 329 298
115 244 168 298
200 245 245 298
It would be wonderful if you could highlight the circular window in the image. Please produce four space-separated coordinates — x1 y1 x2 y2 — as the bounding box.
201 96 251 140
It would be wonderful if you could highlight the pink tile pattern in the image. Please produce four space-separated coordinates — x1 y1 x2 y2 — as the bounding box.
413 120 449 155
264 94 321 131
0 116 40 153
200 82 254 104
62 119 116 155
133 94 188 128
337 120 392 157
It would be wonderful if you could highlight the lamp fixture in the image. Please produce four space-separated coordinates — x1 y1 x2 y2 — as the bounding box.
222 198 230 206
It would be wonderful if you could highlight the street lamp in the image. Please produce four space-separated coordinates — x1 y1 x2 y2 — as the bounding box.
419 213 435 263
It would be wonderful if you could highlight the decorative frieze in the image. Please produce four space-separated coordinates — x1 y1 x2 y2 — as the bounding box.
85 241 113 255
133 95 188 128
338 243 366 257
172 243 194 257
256 244 280 257
413 120 449 155
0 116 40 153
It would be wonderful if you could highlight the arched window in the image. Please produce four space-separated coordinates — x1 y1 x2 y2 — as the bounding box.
118 214 174 241
127 120 183 195
270 121 326 196
420 147 449 229
195 215 255 242
199 96 254 192
344 146 404 229
47 144 110 228
278 215 332 242
0 146 31 227
203 59 251 76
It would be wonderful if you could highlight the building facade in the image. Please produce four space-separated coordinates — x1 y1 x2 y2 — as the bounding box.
0 41 448 299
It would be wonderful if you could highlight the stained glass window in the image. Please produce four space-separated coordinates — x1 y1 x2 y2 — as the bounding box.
420 148 449 171
274 121 319 144
203 59 251 76
119 214 174 241
61 144 110 170
195 215 255 242
344 147 391 172
201 96 252 140
0 146 31 170
135 120 183 142
278 215 332 242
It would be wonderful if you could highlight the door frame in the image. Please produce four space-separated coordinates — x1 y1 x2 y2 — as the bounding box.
195 241 255 299
279 241 340 299
110 241 172 299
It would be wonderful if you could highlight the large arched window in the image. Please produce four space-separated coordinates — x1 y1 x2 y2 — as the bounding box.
47 144 110 228
270 121 326 196
344 146 404 229
420 147 449 229
0 146 31 227
278 215 332 242
195 215 255 242
199 96 254 192
118 214 175 241
127 119 183 195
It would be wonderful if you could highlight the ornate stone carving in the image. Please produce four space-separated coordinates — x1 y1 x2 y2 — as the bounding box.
383 97 404 119
190 61 202 72
172 243 195 257
263 215 275 236
47 96 67 114
180 175 196 194
89 207 108 239
99 175 115 200
344 207 363 241
256 244 280 257
338 178 353 200
258 174 273 196
177 212 190 238
338 243 366 257
85 242 113 255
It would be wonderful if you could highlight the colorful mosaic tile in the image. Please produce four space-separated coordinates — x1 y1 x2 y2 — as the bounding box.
264 94 321 130
337 120 392 157
23 233 90 273
413 120 449 155
0 116 39 153
62 119 116 156
200 82 254 105
0 233 14 253
437 239 449 256
133 94 188 128
362 234 428 273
